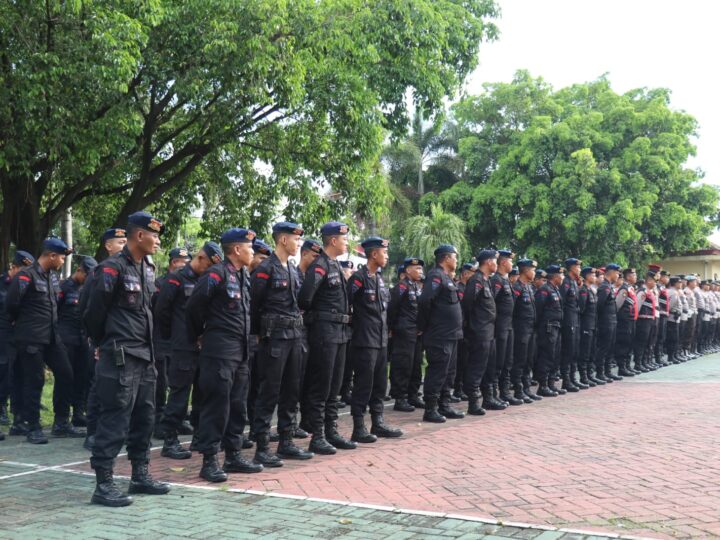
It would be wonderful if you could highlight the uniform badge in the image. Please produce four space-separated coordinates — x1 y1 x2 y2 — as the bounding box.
432 277 442 291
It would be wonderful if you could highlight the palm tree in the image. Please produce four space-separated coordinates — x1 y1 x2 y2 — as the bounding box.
402 203 468 264
382 109 462 197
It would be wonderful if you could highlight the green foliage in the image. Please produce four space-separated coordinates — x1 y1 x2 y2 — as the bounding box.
401 203 468 265
434 72 719 266
0 0 499 264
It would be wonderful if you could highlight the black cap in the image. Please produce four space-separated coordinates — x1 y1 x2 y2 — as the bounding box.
301 239 322 254
220 228 256 244
42 237 72 255
202 241 223 263
80 256 98 273
361 237 389 251
169 247 191 261
476 249 498 263
102 228 126 243
320 221 349 236
272 222 304 235
434 244 458 257
252 238 273 255
13 250 34 266
127 211 164 235
403 257 424 267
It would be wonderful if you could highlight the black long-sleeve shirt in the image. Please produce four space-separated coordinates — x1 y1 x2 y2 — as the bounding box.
388 277 421 339
154 263 201 352
461 271 495 341
418 265 463 342
5 262 61 346
348 266 389 348
250 253 303 340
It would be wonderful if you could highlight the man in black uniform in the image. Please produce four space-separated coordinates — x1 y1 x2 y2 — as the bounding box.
5 238 80 443
186 228 263 483
578 267 601 387
338 259 356 407
155 242 221 459
419 245 464 422
453 262 475 401
0 250 35 436
298 222 356 455
491 249 520 406
560 258 583 392
535 265 564 397
347 237 402 443
511 259 538 403
614 268 636 378
653 267 670 366
388 258 425 412
80 227 127 451
250 222 314 465
153 247 191 438
84 212 170 506
596 263 621 382
58 256 98 427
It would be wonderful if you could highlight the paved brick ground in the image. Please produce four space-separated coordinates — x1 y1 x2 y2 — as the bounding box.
3 355 720 539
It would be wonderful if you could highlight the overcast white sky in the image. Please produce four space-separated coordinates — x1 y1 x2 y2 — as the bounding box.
464 0 719 185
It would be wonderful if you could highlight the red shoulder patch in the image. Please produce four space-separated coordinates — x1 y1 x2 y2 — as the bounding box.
314 266 326 276
353 278 362 287
494 282 501 289
168 279 181 286
103 267 118 277
399 283 407 290
19 275 31 282
256 272 270 280
209 272 222 282
432 277 441 283
541 290 549 296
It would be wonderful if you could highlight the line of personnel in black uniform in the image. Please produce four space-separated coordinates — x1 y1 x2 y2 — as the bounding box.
1 211 713 508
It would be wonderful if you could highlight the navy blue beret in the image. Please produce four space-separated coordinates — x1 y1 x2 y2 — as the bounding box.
201 241 223 263
404 257 424 267
252 238 272 255
102 228 126 243
434 244 458 257
545 264 564 276
221 228 256 245
127 211 164 235
517 258 537 269
477 249 498 263
320 221 349 236
13 250 35 266
509 267 519 276
461 263 475 272
272 221 304 235
43 237 72 255
397 264 406 276
580 266 596 277
497 249 514 259
80 256 98 273
301 239 322 254
606 263 621 271
169 247 191 260
535 269 548 278
340 260 354 269
564 257 582 268
361 237 389 251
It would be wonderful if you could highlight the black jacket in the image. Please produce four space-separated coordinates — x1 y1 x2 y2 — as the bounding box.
250 253 303 340
535 282 563 329
388 277 421 339
185 260 250 359
84 246 156 361
490 273 514 331
0 273 14 350
348 266 389 348
297 253 351 344
154 264 201 352
57 277 85 345
461 271 495 341
5 262 61 346
512 280 536 327
596 280 617 327
560 276 580 327
578 284 597 331
418 266 463 342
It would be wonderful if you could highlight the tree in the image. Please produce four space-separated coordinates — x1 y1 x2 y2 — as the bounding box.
401 203 468 265
0 0 500 265
435 73 718 265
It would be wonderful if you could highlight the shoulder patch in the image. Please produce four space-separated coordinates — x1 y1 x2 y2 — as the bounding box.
168 278 181 286
208 272 222 285
314 266 326 276
18 275 31 282
256 272 270 280
103 267 118 277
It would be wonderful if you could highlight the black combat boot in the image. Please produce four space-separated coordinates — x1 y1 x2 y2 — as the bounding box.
293 425 309 439
514 383 533 404
547 377 566 395
493 383 510 406
189 433 200 452
178 420 194 435
522 376 542 401
277 431 314 459
579 369 596 388
161 434 192 459
393 398 415 412
438 397 466 418
51 419 85 438
26 426 48 444
351 416 377 443
71 410 88 427
309 427 337 455
9 420 29 436
467 396 486 416
500 381 523 405
422 398 446 423
408 395 426 409
370 414 403 438
481 387 507 410
561 375 580 393
83 434 95 451
325 421 357 450
589 366 606 385
128 461 170 495
571 368 588 389
224 450 264 473
91 467 133 507
0 404 9 425
200 454 228 483
254 433 284 467
537 377 559 397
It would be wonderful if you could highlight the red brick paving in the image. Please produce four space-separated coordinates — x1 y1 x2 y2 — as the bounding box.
74 380 720 539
